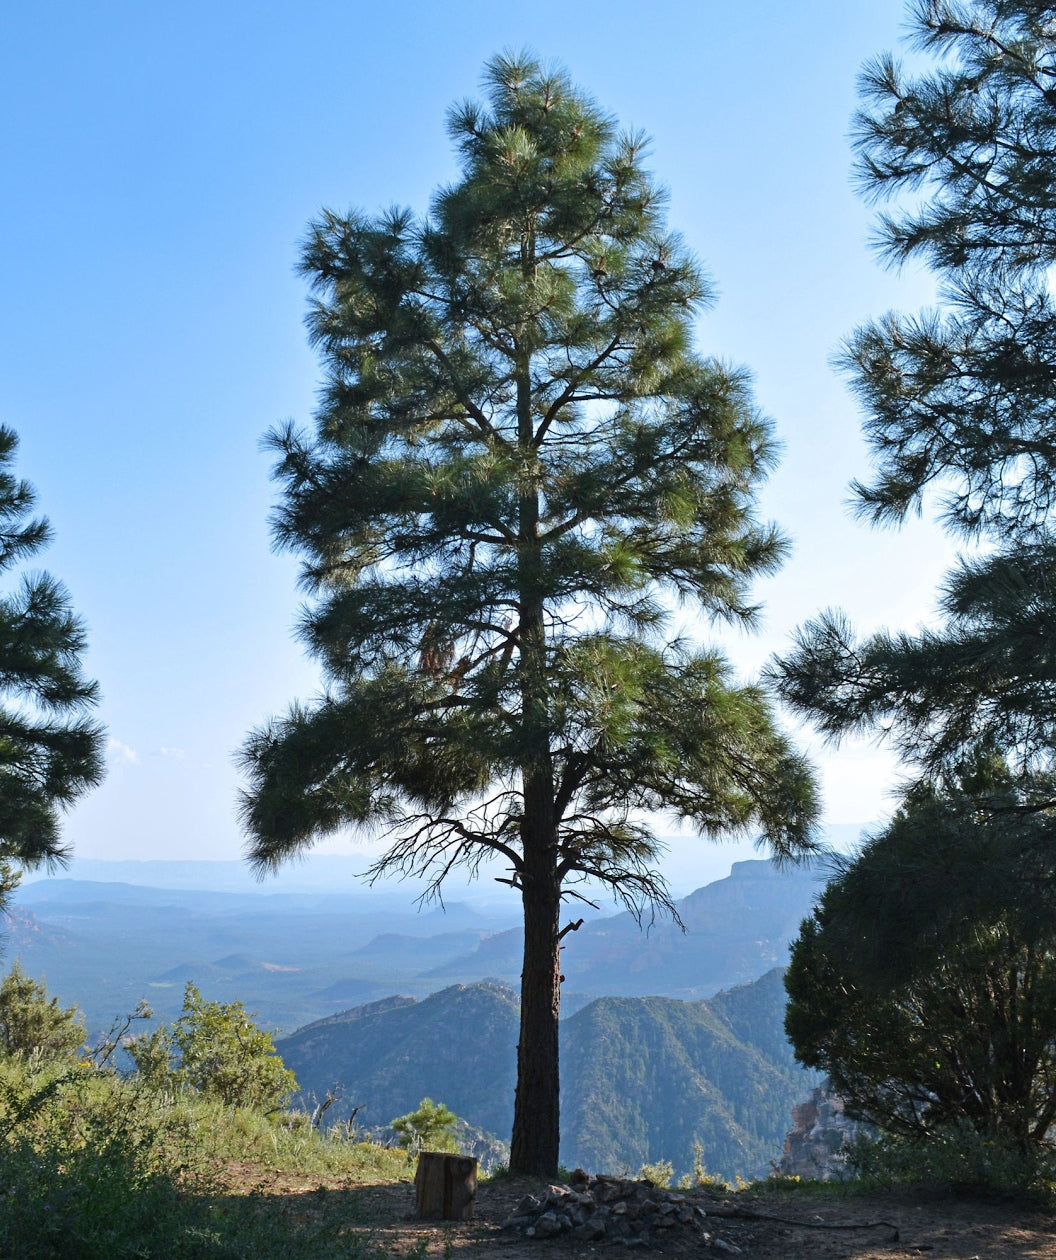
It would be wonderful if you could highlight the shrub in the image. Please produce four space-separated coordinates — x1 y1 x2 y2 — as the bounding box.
638 1158 674 1187
847 1123 1056 1196
131 982 296 1112
0 961 85 1061
390 1097 459 1154
0 1058 391 1258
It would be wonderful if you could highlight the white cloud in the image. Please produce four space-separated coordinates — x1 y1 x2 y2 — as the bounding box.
156 747 186 760
106 738 140 765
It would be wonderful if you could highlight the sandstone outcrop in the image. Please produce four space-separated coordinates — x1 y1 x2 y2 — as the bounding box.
776 1084 861 1180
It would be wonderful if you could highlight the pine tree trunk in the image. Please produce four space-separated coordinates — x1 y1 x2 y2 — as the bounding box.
509 804 562 1175
510 531 561 1175
508 327 562 1177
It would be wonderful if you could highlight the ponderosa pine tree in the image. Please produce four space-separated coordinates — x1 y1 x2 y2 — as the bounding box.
0 426 103 897
238 54 818 1175
770 2 1056 782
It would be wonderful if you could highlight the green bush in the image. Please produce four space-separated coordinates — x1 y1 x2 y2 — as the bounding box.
847 1124 1056 1197
390 1097 459 1154
0 1062 187 1259
0 966 409 1258
786 770 1056 1183
0 1058 391 1259
130 982 296 1111
0 962 85 1062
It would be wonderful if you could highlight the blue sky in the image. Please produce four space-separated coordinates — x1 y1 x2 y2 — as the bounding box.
2 2 960 889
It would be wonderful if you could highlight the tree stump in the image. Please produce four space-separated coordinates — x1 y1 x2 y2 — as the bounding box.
414 1151 477 1221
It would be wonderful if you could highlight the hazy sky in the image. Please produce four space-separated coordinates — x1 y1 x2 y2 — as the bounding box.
2 1 960 887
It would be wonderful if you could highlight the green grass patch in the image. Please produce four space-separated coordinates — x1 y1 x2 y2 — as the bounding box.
0 1060 412 1259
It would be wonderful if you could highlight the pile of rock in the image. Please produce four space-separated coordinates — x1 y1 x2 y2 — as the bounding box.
501 1170 741 1250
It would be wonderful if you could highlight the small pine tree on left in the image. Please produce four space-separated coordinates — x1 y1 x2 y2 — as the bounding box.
391 1097 460 1154
0 961 85 1061
0 425 104 896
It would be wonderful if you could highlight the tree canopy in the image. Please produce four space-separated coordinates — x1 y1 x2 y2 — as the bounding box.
774 4 1056 1186
239 53 818 1174
769 1 1056 785
0 425 103 886
786 764 1056 1166
847 0 1056 541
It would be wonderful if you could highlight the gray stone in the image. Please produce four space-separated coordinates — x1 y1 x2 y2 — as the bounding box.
501 1214 537 1231
527 1211 563 1239
572 1221 606 1242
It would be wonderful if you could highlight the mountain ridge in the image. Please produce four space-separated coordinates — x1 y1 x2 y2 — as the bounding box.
8 858 825 1047
276 969 817 1179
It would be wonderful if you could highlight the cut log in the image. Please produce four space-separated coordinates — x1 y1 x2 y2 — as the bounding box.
414 1151 477 1221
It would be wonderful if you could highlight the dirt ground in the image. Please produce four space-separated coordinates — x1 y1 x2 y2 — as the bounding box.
241 1170 1056 1259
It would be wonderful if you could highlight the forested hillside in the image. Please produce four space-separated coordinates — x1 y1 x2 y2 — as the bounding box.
561 970 813 1177
277 969 816 1179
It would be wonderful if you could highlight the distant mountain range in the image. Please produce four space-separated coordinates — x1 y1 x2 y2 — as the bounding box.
424 858 826 1003
277 969 817 1180
5 858 833 1177
7 858 827 1038
19 829 863 899
7 882 519 1036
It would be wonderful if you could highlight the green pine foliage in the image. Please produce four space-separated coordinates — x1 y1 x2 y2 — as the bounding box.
767 6 1056 1195
390 1096 459 1153
0 426 103 884
846 0 1056 541
239 52 818 892
785 764 1056 1180
769 3 1056 782
769 546 1056 776
240 50 818 1175
0 960 85 1061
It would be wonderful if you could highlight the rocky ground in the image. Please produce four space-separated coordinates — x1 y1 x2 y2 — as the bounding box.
231 1166 1056 1259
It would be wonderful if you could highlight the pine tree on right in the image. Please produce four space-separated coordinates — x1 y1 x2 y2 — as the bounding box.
773 1 1056 1188
770 0 1056 781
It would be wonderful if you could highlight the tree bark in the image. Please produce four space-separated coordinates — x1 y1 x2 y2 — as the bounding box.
508 315 562 1176
509 574 562 1174
509 825 562 1175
